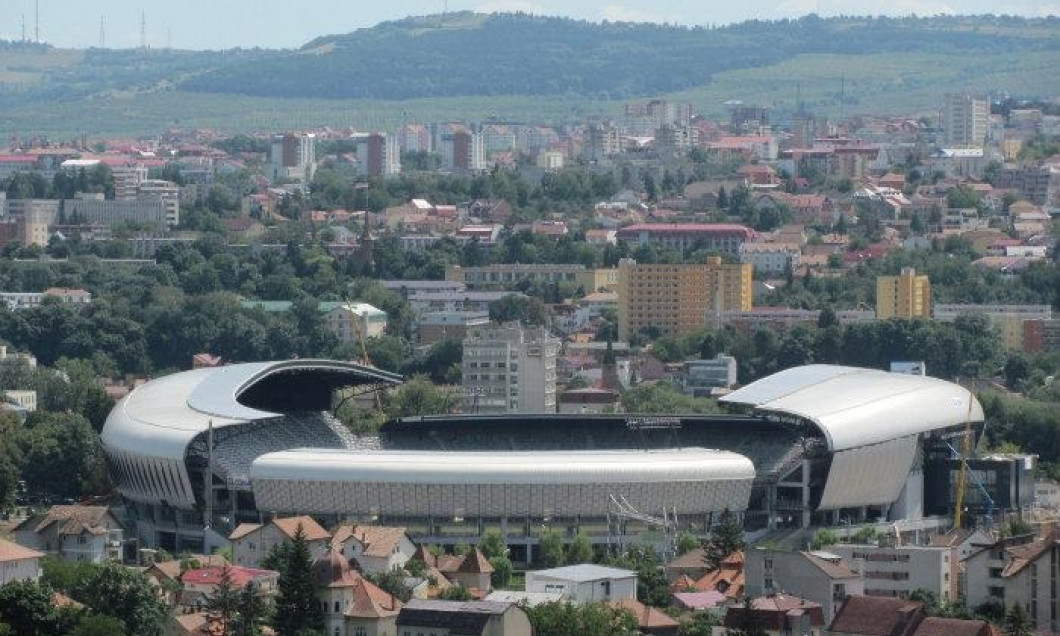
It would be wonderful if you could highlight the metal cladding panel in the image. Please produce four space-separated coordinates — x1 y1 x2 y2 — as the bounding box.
817 436 919 510
251 478 754 517
720 364 983 451
249 448 756 485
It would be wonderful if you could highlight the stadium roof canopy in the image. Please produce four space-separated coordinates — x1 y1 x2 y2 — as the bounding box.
720 364 983 452
250 448 756 485
102 360 401 462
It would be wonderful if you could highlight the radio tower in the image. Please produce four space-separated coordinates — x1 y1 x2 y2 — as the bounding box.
20 14 25 43
99 15 105 48
34 0 39 43
140 10 146 50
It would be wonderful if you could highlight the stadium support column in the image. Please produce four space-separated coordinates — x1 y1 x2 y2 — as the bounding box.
767 485 778 530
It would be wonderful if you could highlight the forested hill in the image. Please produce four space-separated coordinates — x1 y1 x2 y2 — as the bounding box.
179 12 1060 100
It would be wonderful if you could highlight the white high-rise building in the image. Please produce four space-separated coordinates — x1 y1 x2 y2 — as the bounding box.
269 132 317 183
942 93 989 148
137 179 181 227
461 322 560 414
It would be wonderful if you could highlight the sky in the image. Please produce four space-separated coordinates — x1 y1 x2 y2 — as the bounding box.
1 0 1055 50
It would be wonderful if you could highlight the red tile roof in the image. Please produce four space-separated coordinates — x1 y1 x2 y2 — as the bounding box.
181 565 277 588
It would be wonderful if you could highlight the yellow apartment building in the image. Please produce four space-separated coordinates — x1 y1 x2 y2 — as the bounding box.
876 267 932 319
617 257 753 341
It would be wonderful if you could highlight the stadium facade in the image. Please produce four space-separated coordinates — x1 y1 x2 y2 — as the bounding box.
102 361 988 555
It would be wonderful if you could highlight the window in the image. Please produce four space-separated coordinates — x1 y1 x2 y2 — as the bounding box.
334 601 340 613
990 567 1004 579
764 577 774 591
355 629 366 636
989 586 1005 599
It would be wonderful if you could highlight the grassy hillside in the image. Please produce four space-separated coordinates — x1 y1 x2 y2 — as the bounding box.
180 13 1058 100
0 13 1056 138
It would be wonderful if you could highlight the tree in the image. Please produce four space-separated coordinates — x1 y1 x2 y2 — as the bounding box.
273 524 324 636
707 510 745 566
232 583 269 636
489 556 514 589
438 586 472 601
1003 603 1032 636
488 295 549 326
811 528 839 550
205 566 240 636
676 532 701 556
0 580 65 636
68 614 129 636
566 533 594 564
479 531 507 560
717 186 729 210
682 611 718 636
69 562 167 636
524 601 639 636
538 530 565 567
727 596 767 636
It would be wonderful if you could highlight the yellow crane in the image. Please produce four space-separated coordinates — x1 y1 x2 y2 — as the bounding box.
953 387 976 528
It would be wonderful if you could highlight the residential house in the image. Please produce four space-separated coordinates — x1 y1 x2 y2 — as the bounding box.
746 548 865 620
962 533 1057 631
145 554 228 606
180 565 279 611
332 525 416 574
13 505 124 564
724 594 825 636
825 595 996 636
928 529 994 603
314 548 402 636
397 599 532 636
0 538 43 585
448 548 494 593
525 564 638 603
829 542 954 602
611 598 680 635
824 595 925 636
229 516 332 568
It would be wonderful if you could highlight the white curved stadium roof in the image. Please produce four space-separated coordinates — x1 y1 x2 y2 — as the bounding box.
101 360 401 461
250 448 756 484
720 364 983 452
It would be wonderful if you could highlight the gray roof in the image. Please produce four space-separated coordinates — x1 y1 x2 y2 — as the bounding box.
529 563 637 582
398 599 514 633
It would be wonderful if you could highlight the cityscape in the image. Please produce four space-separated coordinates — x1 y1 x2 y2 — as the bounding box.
0 6 1059 636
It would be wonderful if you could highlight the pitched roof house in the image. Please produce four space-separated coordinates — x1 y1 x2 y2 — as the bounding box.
229 515 331 568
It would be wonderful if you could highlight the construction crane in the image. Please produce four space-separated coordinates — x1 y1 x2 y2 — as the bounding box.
347 299 384 411
953 387 979 528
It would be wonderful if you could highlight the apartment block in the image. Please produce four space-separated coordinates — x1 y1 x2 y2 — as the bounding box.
446 264 618 292
942 93 989 149
461 322 560 414
934 304 1052 350
876 268 931 320
829 543 952 602
1023 318 1060 353
616 223 756 255
269 132 316 183
617 257 753 341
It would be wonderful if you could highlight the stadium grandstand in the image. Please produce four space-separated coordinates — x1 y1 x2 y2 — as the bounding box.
102 361 989 556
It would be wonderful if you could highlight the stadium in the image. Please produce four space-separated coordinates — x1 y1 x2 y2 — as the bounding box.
101 361 994 556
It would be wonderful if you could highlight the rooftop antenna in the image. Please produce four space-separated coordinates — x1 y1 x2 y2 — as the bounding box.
140 9 146 50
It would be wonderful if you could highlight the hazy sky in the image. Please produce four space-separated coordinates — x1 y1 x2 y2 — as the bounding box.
2 0 1055 50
